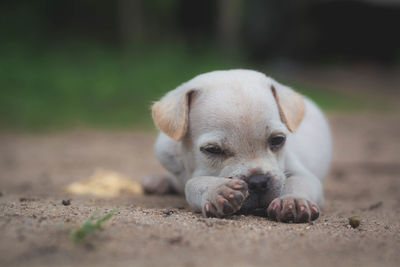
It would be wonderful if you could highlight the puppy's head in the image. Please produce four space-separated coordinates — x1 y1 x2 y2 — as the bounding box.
152 70 305 214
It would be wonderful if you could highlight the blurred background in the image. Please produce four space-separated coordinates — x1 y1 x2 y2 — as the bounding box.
1 2 400 266
1 0 399 131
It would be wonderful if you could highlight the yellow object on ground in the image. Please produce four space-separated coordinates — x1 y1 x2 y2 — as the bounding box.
65 169 143 197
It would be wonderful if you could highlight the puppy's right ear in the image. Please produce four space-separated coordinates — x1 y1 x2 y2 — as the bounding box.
152 87 196 141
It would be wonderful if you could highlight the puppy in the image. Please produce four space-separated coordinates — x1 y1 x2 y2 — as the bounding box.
144 69 332 223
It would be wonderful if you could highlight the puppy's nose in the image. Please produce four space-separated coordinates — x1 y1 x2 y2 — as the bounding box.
247 174 271 192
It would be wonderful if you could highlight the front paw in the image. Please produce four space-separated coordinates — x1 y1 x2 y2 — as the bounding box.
267 196 320 223
203 179 248 218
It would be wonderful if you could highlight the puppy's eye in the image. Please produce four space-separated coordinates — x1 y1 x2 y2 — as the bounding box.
269 135 286 151
200 145 224 155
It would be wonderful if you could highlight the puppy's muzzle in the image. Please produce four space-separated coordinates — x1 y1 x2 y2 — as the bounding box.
239 173 276 216
247 173 272 193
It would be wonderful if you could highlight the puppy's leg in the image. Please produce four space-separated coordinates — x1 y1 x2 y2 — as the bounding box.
267 153 324 223
143 133 185 195
185 177 249 218
142 174 179 195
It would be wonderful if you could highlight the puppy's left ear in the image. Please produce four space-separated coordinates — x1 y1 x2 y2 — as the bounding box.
270 82 305 133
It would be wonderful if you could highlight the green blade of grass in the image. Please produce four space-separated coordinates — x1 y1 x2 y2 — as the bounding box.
70 208 119 244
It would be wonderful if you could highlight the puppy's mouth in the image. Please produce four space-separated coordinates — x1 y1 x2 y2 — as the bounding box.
238 182 281 216
238 191 278 217
235 173 282 216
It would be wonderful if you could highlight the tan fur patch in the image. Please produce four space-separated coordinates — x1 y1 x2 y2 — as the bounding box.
152 90 195 141
271 85 305 133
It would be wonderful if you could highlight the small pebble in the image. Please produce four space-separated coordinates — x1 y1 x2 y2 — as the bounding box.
168 236 182 244
163 210 174 216
62 199 71 206
368 201 383 210
349 216 361 228
19 197 35 202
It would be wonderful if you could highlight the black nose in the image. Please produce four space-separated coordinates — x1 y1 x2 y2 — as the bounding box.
247 174 271 192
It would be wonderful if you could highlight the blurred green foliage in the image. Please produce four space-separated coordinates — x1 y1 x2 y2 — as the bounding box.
0 1 396 131
0 42 245 131
0 42 386 132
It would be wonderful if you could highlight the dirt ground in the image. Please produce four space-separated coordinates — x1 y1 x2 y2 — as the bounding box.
1 113 400 267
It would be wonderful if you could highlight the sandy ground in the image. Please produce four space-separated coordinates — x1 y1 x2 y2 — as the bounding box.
1 113 400 267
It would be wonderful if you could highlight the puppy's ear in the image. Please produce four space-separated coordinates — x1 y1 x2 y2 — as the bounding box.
270 83 305 133
152 87 196 141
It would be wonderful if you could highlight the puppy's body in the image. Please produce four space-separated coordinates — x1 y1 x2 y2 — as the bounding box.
148 70 332 222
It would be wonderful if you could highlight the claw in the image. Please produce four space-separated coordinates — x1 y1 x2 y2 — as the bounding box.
203 180 249 217
267 197 320 224
234 193 244 203
223 203 234 214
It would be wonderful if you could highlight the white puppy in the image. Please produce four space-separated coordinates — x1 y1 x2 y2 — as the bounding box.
144 69 332 223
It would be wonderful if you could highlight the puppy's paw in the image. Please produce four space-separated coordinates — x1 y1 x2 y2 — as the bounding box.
267 196 319 223
203 179 249 218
